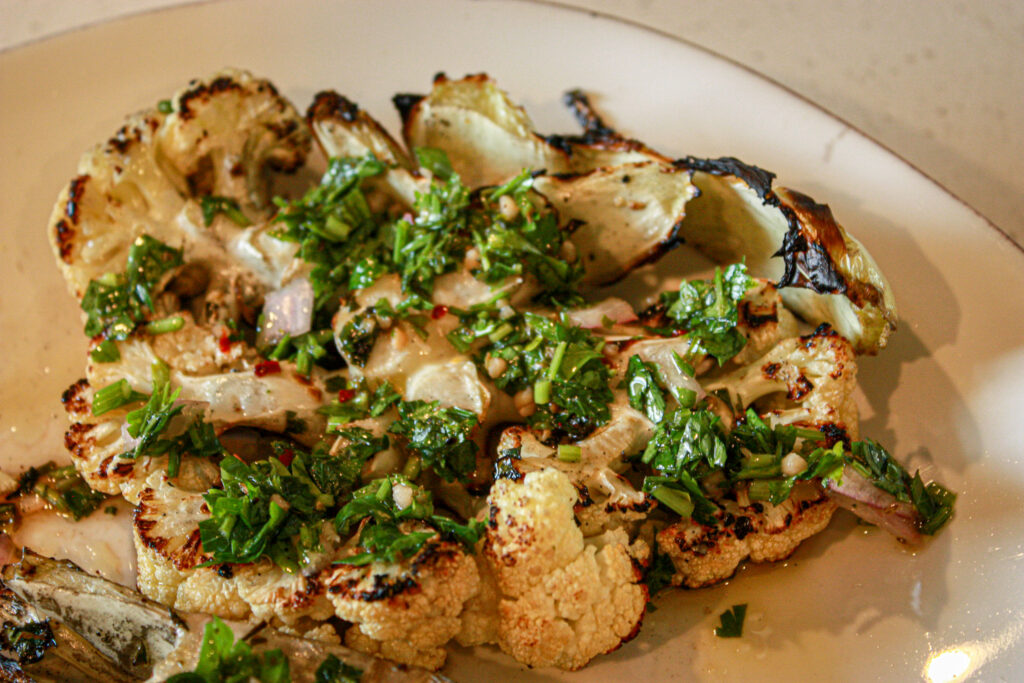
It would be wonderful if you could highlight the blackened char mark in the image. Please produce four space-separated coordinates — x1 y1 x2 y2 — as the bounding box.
54 219 75 263
817 423 851 448
733 515 754 540
541 134 575 156
563 89 621 140
392 93 424 122
177 75 248 122
307 91 360 123
65 175 89 224
679 156 776 201
681 157 848 296
739 299 778 329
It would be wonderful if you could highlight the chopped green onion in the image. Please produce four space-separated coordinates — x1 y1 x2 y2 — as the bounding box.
649 484 694 518
557 445 581 462
533 379 551 405
151 358 170 388
747 480 776 501
488 322 514 343
98 272 120 287
402 455 423 480
91 379 148 416
522 336 544 353
157 99 173 113
89 339 121 363
144 315 185 335
547 340 568 380
268 333 293 360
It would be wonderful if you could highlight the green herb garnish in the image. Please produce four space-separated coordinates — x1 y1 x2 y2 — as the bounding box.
388 400 479 483
165 617 289 683
453 311 613 442
714 603 747 638
625 355 667 424
198 436 383 571
661 263 752 364
200 195 251 227
119 362 224 477
89 339 121 363
334 475 483 566
81 235 183 340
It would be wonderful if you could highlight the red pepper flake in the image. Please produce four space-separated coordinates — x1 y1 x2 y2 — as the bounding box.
337 388 356 403
254 360 281 377
431 304 449 320
219 329 232 353
277 449 295 467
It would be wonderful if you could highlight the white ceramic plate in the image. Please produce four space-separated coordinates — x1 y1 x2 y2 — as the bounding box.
2 1 1023 680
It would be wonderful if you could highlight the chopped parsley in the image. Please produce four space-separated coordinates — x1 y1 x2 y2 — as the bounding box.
5 461 106 521
644 545 676 597
165 617 363 683
165 617 289 683
198 436 385 571
472 170 583 307
625 355 668 424
89 339 121 363
333 296 431 368
714 603 747 638
315 654 363 682
271 155 389 321
660 263 753 364
388 400 479 483
265 329 336 376
81 234 183 340
334 475 484 566
318 378 401 432
640 407 728 523
118 362 224 477
452 310 613 442
640 405 955 534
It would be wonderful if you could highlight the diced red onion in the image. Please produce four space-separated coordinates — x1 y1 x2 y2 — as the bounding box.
824 467 923 544
258 278 314 346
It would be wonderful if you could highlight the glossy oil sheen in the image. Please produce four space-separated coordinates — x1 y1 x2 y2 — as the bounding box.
0 0 1022 680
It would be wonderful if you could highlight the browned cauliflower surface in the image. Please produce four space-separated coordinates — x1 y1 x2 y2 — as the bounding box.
37 68 958 679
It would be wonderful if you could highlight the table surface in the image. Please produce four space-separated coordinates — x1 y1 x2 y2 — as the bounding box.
3 0 1022 247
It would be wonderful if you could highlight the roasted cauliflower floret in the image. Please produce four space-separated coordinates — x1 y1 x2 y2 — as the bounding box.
656 481 836 588
705 323 859 436
496 407 654 537
327 540 480 671
481 468 648 670
48 68 310 301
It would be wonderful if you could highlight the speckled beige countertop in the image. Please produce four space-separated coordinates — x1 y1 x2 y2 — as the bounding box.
3 0 1021 245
